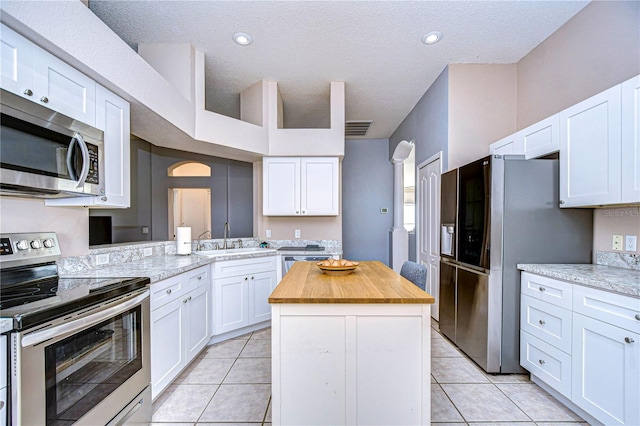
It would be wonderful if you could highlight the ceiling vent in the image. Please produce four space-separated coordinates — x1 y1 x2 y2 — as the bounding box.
345 120 372 137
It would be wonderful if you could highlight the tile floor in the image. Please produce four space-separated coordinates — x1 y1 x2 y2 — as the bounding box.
151 321 588 426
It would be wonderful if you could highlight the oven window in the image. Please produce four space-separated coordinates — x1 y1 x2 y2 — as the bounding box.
44 306 142 426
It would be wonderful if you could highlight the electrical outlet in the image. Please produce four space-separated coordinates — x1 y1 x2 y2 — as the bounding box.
142 226 149 234
266 229 272 238
143 247 153 257
612 235 623 251
294 229 301 238
96 253 109 265
625 235 637 252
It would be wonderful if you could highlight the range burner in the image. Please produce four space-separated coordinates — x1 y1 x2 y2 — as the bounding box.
0 277 59 310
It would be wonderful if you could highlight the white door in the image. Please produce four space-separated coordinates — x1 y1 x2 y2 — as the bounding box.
418 154 441 320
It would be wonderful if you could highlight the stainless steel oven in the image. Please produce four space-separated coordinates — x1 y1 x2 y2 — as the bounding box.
0 232 151 425
12 290 150 425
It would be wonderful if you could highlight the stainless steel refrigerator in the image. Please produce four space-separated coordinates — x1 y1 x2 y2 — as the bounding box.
439 155 593 373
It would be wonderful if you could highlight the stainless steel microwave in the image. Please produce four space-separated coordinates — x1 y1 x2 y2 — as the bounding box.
0 90 105 198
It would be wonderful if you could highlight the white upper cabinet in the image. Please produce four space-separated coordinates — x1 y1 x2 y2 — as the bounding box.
559 84 622 207
263 157 339 216
522 114 560 159
1 24 96 127
489 115 559 159
1 24 33 97
621 75 640 204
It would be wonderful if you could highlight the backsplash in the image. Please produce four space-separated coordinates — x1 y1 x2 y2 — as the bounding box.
57 238 342 274
595 251 640 271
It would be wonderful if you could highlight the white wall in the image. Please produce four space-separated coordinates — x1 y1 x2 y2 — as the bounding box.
447 64 516 169
0 198 89 256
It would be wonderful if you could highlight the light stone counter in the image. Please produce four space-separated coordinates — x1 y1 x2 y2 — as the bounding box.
62 251 278 283
517 263 640 298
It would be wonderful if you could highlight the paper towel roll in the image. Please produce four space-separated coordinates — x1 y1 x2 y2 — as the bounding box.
176 227 192 255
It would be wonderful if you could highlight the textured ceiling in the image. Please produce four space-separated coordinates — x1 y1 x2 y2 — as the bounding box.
89 0 589 139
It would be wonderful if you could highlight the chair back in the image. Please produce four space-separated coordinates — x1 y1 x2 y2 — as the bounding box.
400 261 427 291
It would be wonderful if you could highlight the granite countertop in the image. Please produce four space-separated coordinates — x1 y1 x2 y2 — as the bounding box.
517 264 640 298
62 250 279 283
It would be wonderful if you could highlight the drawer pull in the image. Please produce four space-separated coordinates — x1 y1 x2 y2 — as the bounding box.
245 277 248 281
625 337 635 344
539 320 546 325
166 289 172 294
538 359 545 365
198 276 202 280
40 96 49 103
183 299 188 303
539 287 546 292
23 89 33 96
635 314 640 321
188 296 192 301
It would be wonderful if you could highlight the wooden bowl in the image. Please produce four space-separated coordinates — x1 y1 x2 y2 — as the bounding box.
316 260 359 276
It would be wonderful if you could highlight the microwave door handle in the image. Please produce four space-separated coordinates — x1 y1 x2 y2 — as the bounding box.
73 132 90 189
66 135 78 181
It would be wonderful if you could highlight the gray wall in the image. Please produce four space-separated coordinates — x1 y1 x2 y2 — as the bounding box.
390 66 449 169
342 138 393 264
91 139 253 244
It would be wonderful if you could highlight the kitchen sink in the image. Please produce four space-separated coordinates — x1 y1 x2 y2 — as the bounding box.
194 247 277 258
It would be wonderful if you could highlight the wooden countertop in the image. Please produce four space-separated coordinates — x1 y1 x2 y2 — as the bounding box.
269 260 435 304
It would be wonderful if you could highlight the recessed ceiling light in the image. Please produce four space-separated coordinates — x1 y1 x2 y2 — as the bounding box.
232 32 253 46
422 31 443 45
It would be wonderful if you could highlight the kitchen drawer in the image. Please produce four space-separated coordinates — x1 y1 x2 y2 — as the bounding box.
573 285 640 334
520 331 572 399
188 266 209 289
521 294 572 354
521 272 572 309
150 275 184 310
214 256 277 278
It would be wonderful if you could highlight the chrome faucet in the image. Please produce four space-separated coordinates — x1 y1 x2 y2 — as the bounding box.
222 222 230 249
196 230 210 251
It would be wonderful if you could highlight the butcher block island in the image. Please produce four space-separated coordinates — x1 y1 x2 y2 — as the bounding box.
269 261 435 425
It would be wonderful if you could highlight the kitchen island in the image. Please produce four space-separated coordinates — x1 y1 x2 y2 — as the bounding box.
269 261 435 425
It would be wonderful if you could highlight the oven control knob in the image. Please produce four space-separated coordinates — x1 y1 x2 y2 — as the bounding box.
16 240 29 250
30 240 42 249
43 238 55 248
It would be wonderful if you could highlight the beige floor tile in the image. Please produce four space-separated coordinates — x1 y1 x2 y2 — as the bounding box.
240 338 272 357
174 357 235 385
200 339 247 358
431 423 467 425
432 357 491 384
197 424 262 426
468 423 535 426
266 397 272 421
432 336 464 358
441 383 531 422
149 423 194 426
224 357 271 383
151 384 218 422
486 373 531 384
535 422 589 426
199 384 271 422
251 327 271 340
432 384 465 423
232 332 253 340
497 384 583 422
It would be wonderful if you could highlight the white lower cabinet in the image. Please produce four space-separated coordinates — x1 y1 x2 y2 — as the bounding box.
151 266 210 399
212 256 277 336
572 312 640 426
520 271 640 425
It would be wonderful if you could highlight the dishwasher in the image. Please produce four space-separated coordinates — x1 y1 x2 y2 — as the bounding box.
279 245 334 275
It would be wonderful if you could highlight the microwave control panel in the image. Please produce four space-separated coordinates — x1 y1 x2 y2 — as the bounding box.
85 143 100 185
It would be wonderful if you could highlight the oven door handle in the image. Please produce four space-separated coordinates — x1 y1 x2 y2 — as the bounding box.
21 290 149 347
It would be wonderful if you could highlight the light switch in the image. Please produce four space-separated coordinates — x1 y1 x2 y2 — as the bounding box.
295 229 301 238
96 254 109 265
612 235 623 251
143 247 153 257
266 229 272 238
625 235 637 252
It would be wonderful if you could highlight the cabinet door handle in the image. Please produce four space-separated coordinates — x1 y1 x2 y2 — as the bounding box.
197 276 202 280
625 337 635 344
296 211 299 214
40 96 49 103
539 320 545 325
183 299 188 303
538 359 545 365
635 314 640 321
101 196 108 202
559 200 565 205
166 289 172 294
245 277 248 281
188 296 192 301
539 287 546 292
23 89 33 96
302 210 306 214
